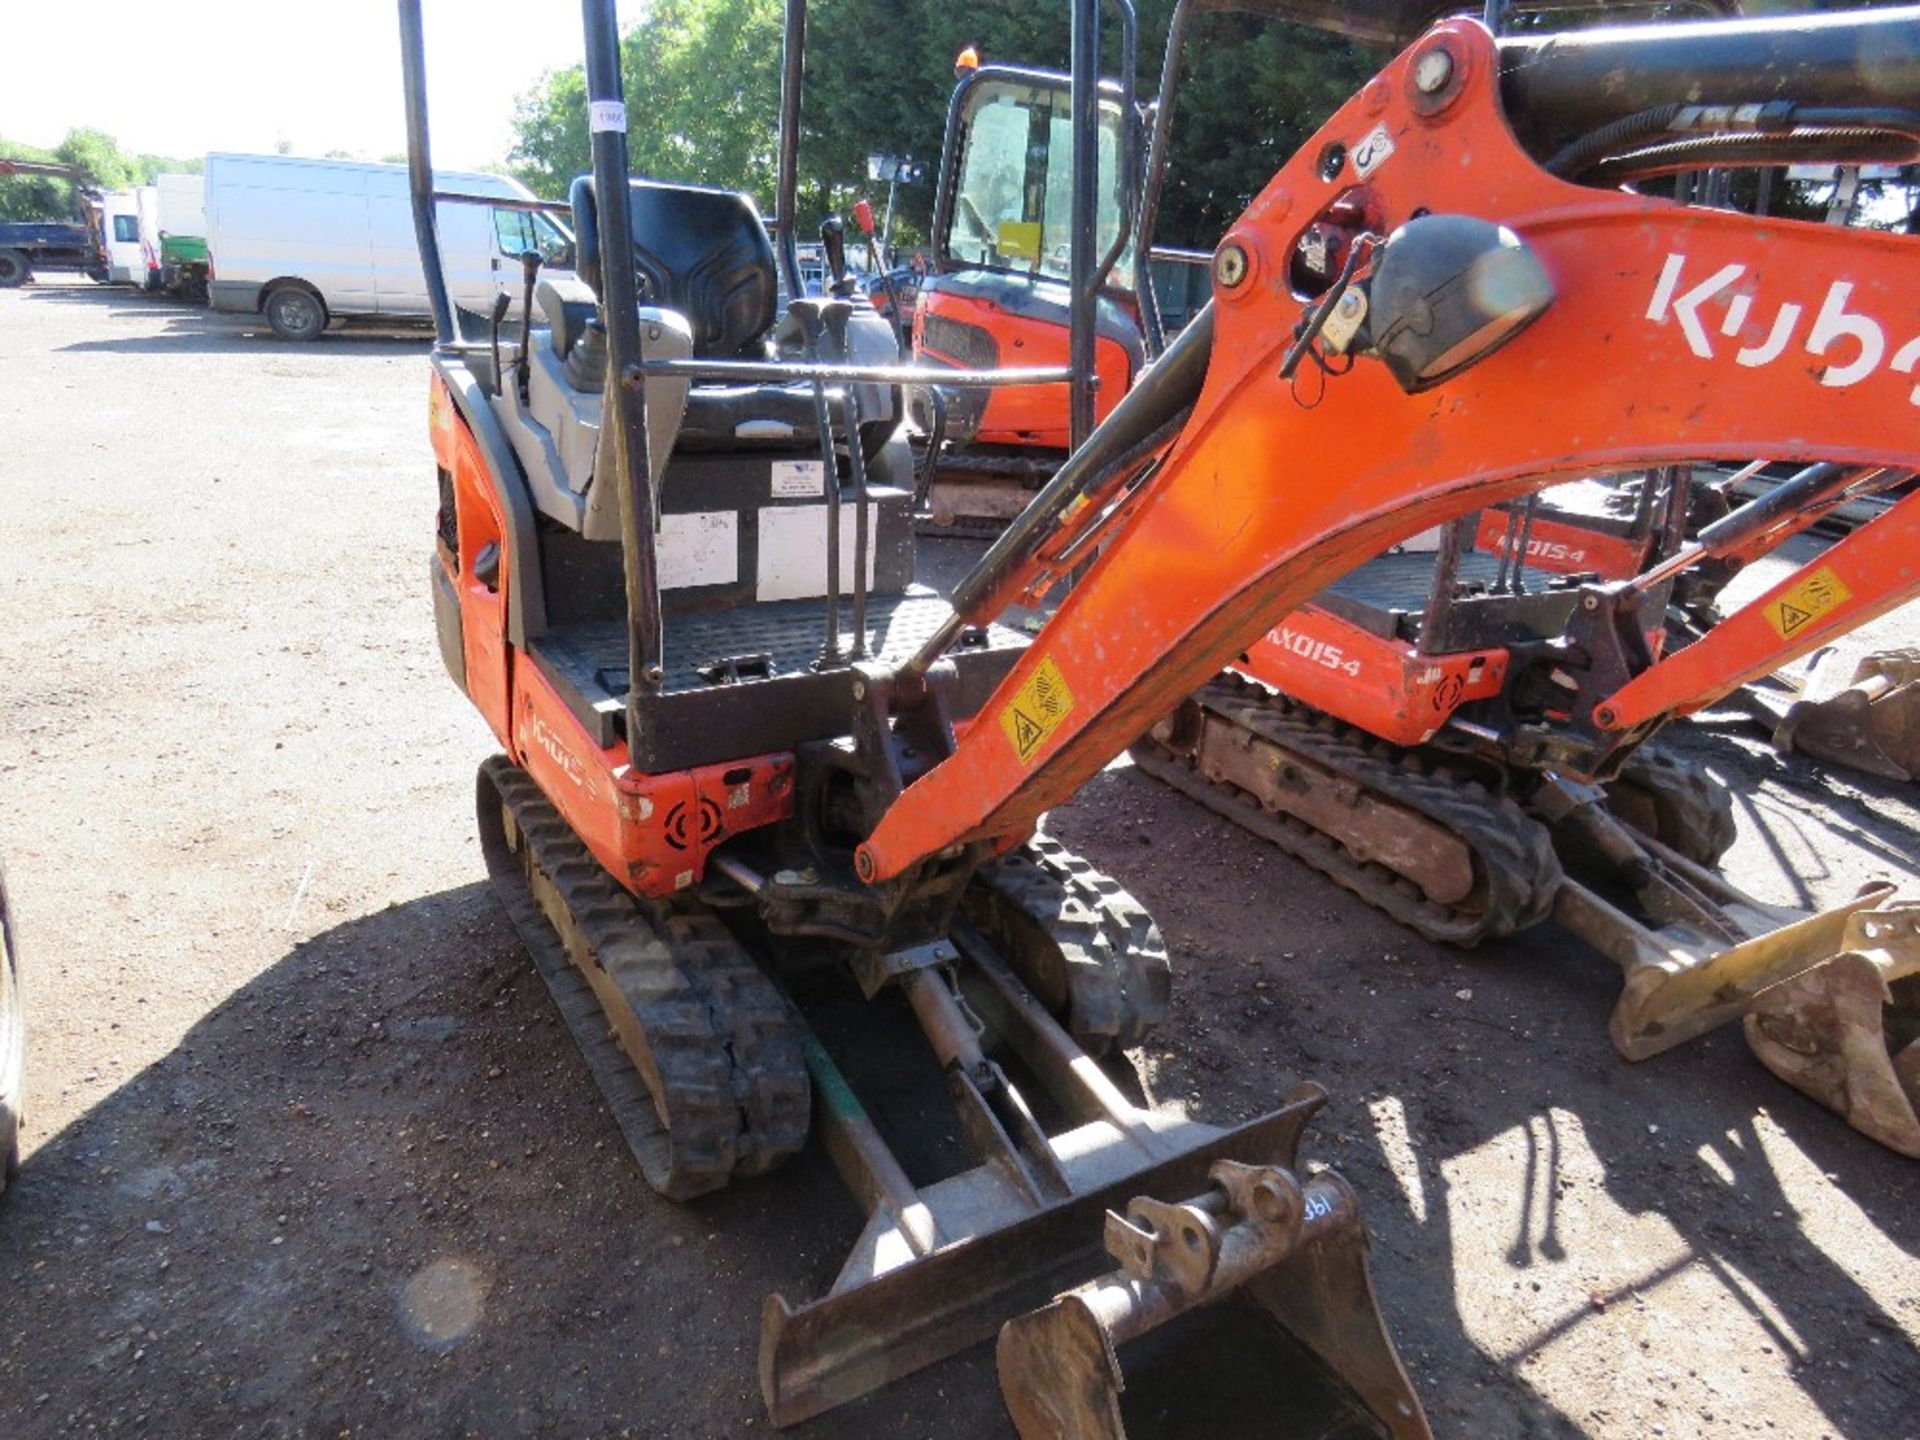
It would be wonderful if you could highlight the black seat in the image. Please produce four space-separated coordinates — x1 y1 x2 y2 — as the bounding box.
569 176 777 360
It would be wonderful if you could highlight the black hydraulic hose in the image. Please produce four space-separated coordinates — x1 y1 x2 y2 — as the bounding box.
1584 129 1920 186
1497 6 1920 161
1548 101 1920 181
1544 103 1685 179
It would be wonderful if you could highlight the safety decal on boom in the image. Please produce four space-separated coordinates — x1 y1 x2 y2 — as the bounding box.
1000 656 1075 764
1767 565 1852 639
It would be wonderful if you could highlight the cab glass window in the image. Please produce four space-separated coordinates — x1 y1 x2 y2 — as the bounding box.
946 79 1133 292
112 215 140 242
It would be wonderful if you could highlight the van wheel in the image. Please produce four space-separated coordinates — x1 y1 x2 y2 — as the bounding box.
265 285 327 341
0 864 21 1198
0 251 28 288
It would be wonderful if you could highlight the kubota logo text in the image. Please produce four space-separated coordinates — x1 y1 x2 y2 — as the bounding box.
1647 254 1920 402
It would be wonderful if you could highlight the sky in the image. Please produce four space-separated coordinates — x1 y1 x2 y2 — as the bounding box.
0 0 600 170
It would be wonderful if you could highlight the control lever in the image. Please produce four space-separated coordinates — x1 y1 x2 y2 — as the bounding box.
822 300 870 660
790 297 844 668
488 292 512 397
820 216 853 298
515 249 542 401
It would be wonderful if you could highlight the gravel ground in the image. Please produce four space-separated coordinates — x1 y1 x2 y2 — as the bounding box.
0 281 1915 1439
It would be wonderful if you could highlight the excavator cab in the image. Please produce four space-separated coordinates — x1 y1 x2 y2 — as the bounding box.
914 63 1144 504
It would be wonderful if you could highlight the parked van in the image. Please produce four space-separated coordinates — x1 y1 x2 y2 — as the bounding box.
204 154 571 341
101 186 161 290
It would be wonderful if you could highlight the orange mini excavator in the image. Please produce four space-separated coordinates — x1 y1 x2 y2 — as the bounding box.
404 0 1919 1431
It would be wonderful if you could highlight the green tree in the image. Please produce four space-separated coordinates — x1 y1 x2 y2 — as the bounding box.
0 137 69 221
510 0 1382 254
510 0 784 206
53 128 137 190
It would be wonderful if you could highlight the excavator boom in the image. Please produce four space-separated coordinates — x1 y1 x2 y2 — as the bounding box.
861 13 1919 883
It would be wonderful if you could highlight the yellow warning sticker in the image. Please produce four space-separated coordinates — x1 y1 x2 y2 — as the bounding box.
1000 655 1075 764
1766 565 1852 639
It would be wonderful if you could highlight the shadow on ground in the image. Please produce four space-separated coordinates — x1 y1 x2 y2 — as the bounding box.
1048 750 1918 1440
24 282 430 357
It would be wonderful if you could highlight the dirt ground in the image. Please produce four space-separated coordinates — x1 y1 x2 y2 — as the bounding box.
0 281 1915 1440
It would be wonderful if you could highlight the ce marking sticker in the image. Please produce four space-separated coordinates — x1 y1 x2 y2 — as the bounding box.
1352 123 1396 179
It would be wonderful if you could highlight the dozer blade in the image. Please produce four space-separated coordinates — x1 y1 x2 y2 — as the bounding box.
998 1162 1431 1440
1745 905 1920 1159
1771 647 1920 783
760 1094 1324 1427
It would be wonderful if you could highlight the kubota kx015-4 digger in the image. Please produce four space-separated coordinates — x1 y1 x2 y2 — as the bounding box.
407 0 1919 1429
405 1 1429 1431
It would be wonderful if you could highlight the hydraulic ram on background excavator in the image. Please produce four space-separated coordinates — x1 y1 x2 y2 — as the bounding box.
405 0 1919 1432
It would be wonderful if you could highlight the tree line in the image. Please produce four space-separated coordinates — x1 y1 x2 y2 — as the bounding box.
506 0 1384 252
0 129 203 223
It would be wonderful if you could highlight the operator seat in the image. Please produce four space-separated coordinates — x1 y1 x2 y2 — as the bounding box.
566 175 855 447
570 174 776 359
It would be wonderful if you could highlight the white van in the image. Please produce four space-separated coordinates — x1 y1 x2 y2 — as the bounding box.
204 154 572 340
101 186 161 289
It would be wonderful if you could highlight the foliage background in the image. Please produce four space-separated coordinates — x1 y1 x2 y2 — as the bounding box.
0 130 202 222
505 0 1384 251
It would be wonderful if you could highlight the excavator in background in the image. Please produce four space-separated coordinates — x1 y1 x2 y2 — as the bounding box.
0 159 108 287
911 0 1920 1156
907 0 1741 533
405 0 1918 1433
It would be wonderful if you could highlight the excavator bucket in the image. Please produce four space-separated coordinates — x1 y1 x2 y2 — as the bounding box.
1745 904 1920 1159
1772 647 1920 783
1558 875 1902 1061
1554 817 1920 1156
1540 784 1904 1064
754 933 1432 1435
998 1161 1431 1439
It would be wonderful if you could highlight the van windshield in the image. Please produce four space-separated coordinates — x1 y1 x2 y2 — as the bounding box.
492 207 572 265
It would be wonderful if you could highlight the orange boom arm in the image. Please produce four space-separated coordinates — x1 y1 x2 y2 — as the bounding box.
860 19 1918 882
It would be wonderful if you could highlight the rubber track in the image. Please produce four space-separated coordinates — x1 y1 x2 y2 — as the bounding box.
1607 745 1738 868
476 759 809 1200
1132 675 1562 947
963 835 1172 1056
